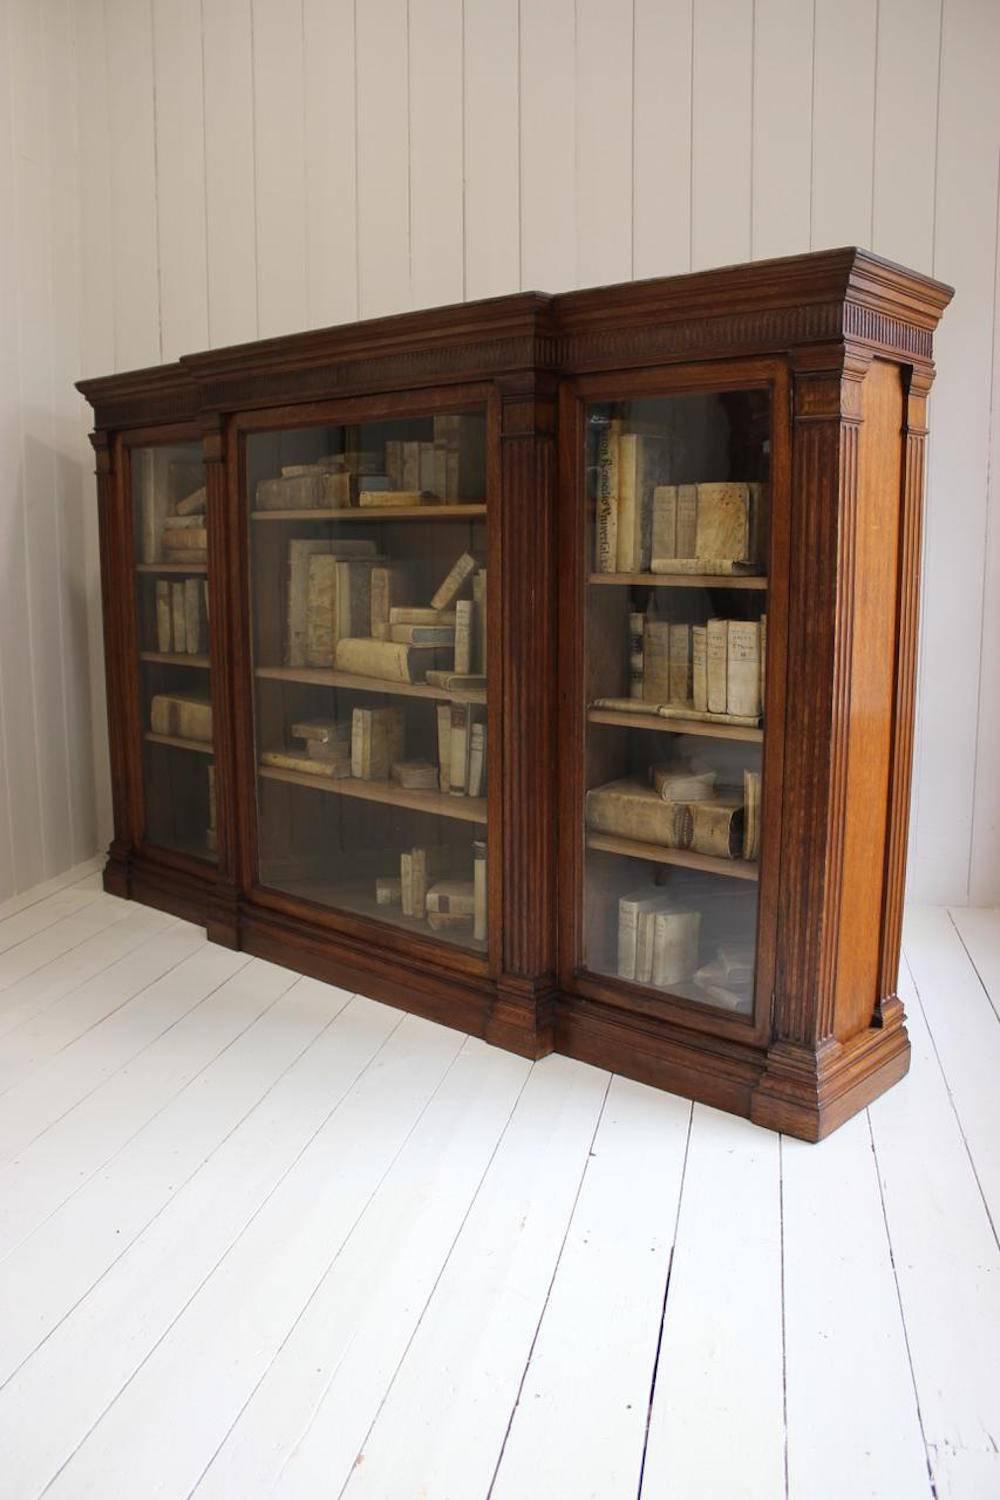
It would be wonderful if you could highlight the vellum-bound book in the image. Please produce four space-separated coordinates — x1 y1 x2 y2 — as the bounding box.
334 638 444 684
617 889 676 981
650 766 716 802
351 706 404 780
260 748 350 779
651 909 701 988
689 797 745 859
390 760 439 790
286 539 377 666
430 552 477 611
726 620 762 718
426 880 475 917
150 694 213 742
586 778 693 849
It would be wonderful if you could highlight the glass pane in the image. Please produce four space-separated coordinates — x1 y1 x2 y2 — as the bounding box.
583 390 770 1016
131 441 216 862
247 411 489 955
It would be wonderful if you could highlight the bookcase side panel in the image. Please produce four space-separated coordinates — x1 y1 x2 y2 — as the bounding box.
92 429 135 894
831 358 904 1041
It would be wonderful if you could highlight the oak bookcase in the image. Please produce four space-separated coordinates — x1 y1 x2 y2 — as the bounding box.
79 248 952 1141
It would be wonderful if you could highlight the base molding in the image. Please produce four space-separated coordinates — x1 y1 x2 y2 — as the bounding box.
750 1006 911 1141
486 975 557 1059
109 849 241 949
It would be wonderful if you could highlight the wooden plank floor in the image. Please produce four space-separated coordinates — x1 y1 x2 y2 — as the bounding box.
0 868 997 1499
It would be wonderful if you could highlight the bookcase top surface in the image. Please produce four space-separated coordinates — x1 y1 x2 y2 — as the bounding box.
78 248 953 430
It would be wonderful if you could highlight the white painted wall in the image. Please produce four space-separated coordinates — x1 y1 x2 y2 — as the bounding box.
1 0 998 904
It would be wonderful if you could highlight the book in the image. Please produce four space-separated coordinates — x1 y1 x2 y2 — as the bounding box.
424 671 487 692
155 581 172 653
628 611 644 699
390 760 439 790
400 846 450 919
388 607 456 625
449 703 471 794
375 876 401 906
370 566 411 637
706 618 728 714
256 471 325 511
401 441 421 491
689 797 744 859
135 449 201 563
184 577 204 654
586 778 692 849
163 526 208 555
743 769 762 861
171 582 187 654
260 748 350 779
149 695 173 735
384 440 402 488
149 694 212 741
616 433 668 573
454 599 473 674
291 718 351 768
419 442 436 495
759 612 767 709
594 417 621 572
649 557 762 576
651 909 701 988
650 766 716 802
635 910 658 984
617 889 675 980
351 706 404 780
467 722 486 798
426 880 475 916
358 490 428 508
334 637 443 683
473 839 487 942
676 484 698 558
694 943 755 1011
305 556 374 666
668 623 691 704
654 705 763 727
473 570 487 674
651 485 676 563
430 551 477 611
389 624 456 646
691 625 708 711
694 482 753 564
175 485 206 516
726 620 762 718
642 620 672 703
436 703 452 794
286 539 377 666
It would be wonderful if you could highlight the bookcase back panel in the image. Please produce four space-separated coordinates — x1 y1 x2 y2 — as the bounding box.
581 389 770 1021
128 439 217 864
833 358 905 1041
244 409 490 955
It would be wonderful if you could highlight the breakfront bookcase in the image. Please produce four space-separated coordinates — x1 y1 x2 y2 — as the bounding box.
79 248 951 1141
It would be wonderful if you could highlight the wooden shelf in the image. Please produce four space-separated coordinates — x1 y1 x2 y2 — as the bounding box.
141 652 211 669
586 831 759 882
589 572 767 590
587 708 763 743
256 664 487 706
282 881 488 955
259 763 487 825
136 562 208 574
251 504 486 522
145 732 214 756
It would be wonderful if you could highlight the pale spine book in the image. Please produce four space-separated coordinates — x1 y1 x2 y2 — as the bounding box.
436 703 452 793
430 551 477 611
706 618 728 714
334 638 441 684
287 540 331 666
726 619 762 718
691 625 708 711
689 798 744 859
642 620 672 703
651 910 701 987
376 876 401 905
675 484 698 558
651 485 677 563
594 418 621 573
473 840 487 942
587 778 693 848
449 704 470 794
155 581 172 653
351 705 404 780
453 598 474 673
617 889 676 980
694 482 752 564
473 570 487 674
389 624 456 646
667 623 692 704
467 722 486 799
171 582 187 654
184 577 203 654
261 749 350 779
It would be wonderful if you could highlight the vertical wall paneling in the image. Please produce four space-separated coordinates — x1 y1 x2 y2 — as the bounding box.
913 0 1000 903
632 0 693 278
105 0 161 368
871 0 941 271
303 0 358 328
151 0 209 360
463 0 519 301
10 0 73 879
202 0 258 348
409 0 465 309
969 183 1000 903
250 0 308 338
355 0 412 318
45 0 98 868
575 0 633 288
690 0 753 270
810 0 878 249
519 0 576 292
751 0 813 261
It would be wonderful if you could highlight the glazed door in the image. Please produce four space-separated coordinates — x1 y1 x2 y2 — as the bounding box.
559 361 789 1041
238 395 494 965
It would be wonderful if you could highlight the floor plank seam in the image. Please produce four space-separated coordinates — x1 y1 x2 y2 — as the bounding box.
484 1072 615 1500
0 968 322 1385
186 1024 475 1500
900 947 1000 1252
635 1099 695 1500
313 1054 539 1500
0 860 103 926
32 997 406 1499
866 1109 939 1500
0 891 105 964
0 949 256 1195
946 907 1000 1026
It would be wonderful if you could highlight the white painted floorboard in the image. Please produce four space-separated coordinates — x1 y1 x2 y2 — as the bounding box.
0 885 996 1499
